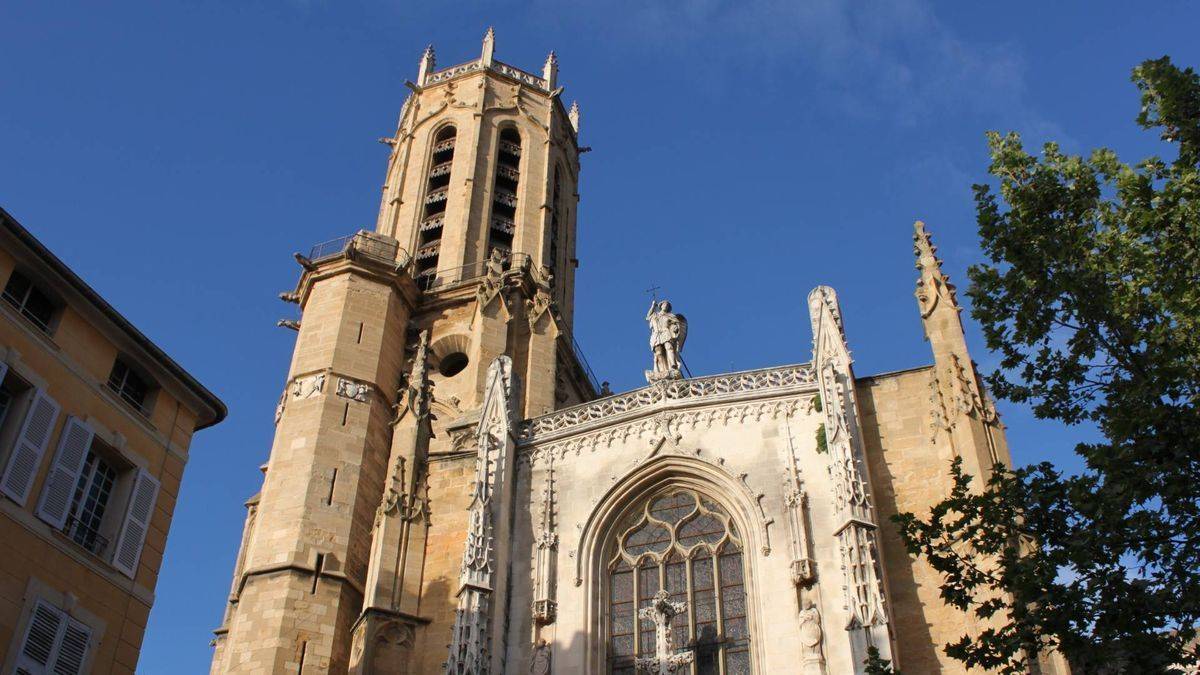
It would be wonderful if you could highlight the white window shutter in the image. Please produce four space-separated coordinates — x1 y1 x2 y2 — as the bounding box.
48 618 91 675
112 468 159 578
36 417 94 529
1 389 61 506
15 599 64 675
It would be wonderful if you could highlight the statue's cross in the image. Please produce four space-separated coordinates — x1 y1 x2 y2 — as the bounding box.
635 590 694 674
644 285 662 301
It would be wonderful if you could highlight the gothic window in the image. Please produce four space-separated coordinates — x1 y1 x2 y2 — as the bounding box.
606 489 752 675
487 127 520 263
416 125 456 285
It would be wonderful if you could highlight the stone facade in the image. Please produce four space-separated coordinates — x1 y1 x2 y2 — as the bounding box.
0 207 225 674
211 32 1067 675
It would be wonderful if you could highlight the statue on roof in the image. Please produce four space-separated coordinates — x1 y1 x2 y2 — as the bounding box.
646 299 687 382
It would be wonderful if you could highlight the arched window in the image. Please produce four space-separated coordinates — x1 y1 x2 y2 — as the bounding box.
487 127 521 263
606 489 751 675
416 126 456 284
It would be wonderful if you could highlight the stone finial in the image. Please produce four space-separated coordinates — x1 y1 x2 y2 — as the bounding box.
568 100 580 134
543 51 558 89
481 27 496 66
417 44 436 85
913 220 960 318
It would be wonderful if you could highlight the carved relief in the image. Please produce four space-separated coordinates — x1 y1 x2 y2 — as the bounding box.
529 640 551 675
519 364 814 443
527 397 802 466
476 249 509 308
809 286 891 640
336 377 371 403
531 459 557 625
798 605 826 673
291 373 325 399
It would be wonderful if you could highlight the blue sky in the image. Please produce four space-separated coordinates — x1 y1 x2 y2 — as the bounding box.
2 1 1197 671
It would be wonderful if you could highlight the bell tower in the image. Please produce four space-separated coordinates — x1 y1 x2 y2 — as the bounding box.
210 30 597 674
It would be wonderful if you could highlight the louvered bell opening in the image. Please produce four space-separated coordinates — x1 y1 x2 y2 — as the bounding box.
418 126 457 277
490 215 515 235
487 127 521 255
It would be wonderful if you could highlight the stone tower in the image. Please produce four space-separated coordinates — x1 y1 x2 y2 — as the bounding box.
210 30 596 674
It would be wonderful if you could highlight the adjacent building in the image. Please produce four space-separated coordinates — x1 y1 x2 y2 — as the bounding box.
0 206 226 674
210 31 1065 674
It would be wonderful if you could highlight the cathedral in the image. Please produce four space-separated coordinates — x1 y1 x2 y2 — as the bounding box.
209 31 1062 675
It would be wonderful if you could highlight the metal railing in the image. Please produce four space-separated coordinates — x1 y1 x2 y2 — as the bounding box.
563 330 601 395
65 515 109 558
308 232 402 266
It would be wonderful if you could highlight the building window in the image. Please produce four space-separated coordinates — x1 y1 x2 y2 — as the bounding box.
64 450 118 556
606 489 751 675
416 126 456 286
106 359 149 413
2 271 57 333
487 127 521 262
13 598 92 675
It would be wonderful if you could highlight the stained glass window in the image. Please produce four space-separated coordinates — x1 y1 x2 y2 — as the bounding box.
606 489 752 674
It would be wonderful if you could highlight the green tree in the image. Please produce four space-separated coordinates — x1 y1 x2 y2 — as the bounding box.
894 57 1200 673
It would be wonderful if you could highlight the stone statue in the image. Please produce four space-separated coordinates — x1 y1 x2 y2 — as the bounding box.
798 604 825 672
645 300 687 382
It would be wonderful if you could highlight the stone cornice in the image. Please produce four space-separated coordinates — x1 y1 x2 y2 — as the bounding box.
517 364 815 446
425 58 550 93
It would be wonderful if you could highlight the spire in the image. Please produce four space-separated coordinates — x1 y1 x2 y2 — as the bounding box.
913 220 959 319
417 44 436 85
481 26 496 66
568 100 581 133
543 51 558 89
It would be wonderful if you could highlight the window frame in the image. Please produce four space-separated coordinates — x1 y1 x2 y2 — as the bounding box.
105 357 153 415
1 269 60 334
11 597 93 675
603 488 754 675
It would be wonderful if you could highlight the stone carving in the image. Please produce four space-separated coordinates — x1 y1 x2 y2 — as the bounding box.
291 373 325 399
337 377 371 403
568 100 581 134
784 416 817 587
446 357 518 675
531 459 557 625
913 220 959 318
375 455 429 528
519 365 814 443
528 398 803 466
274 390 286 425
529 640 551 675
395 330 432 423
809 286 890 639
449 426 478 454
798 604 825 672
635 590 693 674
645 300 688 382
476 249 509 307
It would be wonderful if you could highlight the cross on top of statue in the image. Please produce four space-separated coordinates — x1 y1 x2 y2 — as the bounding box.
635 590 694 674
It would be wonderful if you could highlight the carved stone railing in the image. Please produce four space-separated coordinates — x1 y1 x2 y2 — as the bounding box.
424 59 549 92
518 364 815 444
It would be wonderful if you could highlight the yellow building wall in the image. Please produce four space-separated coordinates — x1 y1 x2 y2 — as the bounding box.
0 243 205 674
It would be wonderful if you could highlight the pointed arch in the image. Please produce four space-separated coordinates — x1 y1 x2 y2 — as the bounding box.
575 455 767 674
